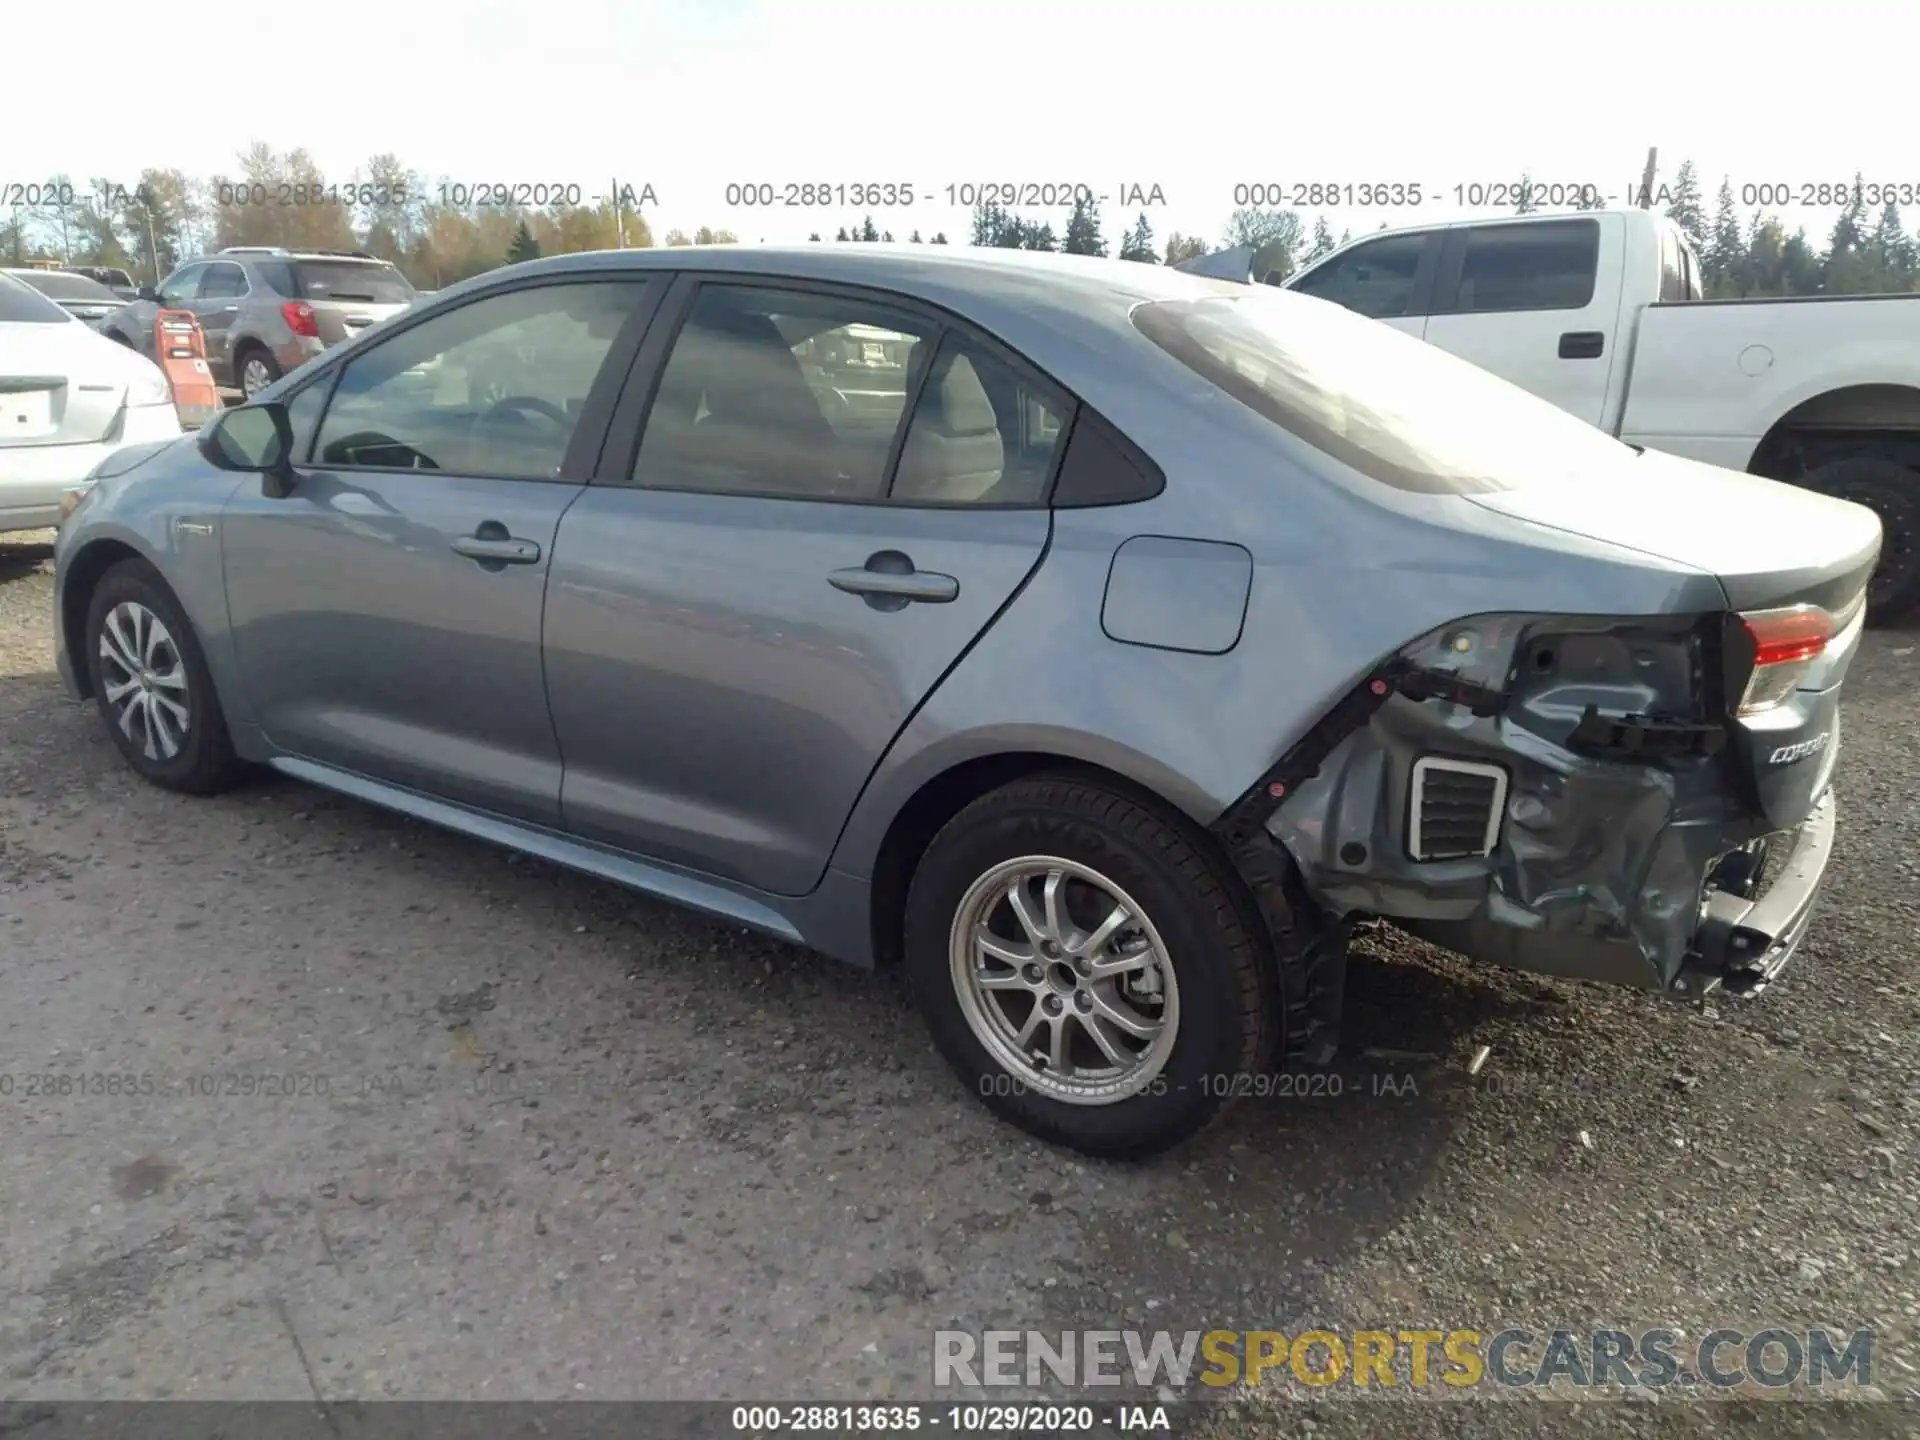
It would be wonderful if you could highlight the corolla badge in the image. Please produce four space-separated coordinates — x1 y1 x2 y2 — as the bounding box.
1768 732 1830 765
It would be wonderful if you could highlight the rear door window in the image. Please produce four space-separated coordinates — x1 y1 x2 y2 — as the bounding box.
1442 219 1600 312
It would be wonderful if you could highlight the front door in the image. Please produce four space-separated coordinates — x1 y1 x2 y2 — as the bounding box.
542 279 1074 895
221 276 657 824
193 261 249 383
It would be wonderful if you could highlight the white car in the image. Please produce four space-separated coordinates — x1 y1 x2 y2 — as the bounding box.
1 271 182 533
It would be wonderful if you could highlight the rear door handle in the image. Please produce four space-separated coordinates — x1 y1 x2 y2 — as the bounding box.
452 523 542 566
1558 330 1605 359
220 305 239 312
829 551 959 609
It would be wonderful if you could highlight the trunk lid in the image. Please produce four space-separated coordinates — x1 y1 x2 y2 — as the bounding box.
0 323 127 447
1464 447 1882 615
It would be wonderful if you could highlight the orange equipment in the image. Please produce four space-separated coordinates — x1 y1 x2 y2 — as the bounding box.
151 309 222 430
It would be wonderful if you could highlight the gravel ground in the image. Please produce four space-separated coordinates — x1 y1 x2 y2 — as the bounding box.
2 529 1916 1435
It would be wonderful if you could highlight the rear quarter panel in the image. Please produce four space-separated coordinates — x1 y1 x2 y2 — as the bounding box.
1619 298 1920 470
826 397 1726 882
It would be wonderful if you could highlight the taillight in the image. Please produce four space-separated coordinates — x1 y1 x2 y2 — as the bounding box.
1737 605 1833 714
281 301 319 338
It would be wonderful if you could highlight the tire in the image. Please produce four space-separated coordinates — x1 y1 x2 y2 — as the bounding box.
236 345 282 399
904 774 1279 1159
1798 455 1920 623
84 558 245 795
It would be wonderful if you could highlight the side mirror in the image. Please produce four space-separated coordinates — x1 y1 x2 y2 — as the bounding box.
138 283 161 303
200 402 297 497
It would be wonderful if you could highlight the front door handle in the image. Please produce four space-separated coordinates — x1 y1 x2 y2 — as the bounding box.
829 550 959 610
220 305 239 312
452 521 542 567
1558 330 1605 359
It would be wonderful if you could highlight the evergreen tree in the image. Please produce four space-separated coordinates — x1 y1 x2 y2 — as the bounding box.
1062 194 1106 256
808 232 821 242
1514 172 1538 214
1705 178 1745 296
1573 184 1608 211
1304 216 1336 263
930 232 948 244
908 229 923 243
1118 212 1156 262
1222 208 1303 278
1162 232 1208 266
858 215 880 242
1664 159 1707 253
506 218 540 264
1823 175 1871 292
970 202 1005 246
1021 220 1058 251
1782 229 1822 295
1870 203 1917 288
835 226 851 241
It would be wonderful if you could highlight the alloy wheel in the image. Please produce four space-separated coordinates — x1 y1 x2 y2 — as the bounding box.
948 856 1180 1105
241 356 275 397
98 600 191 762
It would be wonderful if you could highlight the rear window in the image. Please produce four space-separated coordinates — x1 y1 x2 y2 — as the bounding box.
1132 291 1634 495
0 273 72 323
20 272 120 302
289 260 413 304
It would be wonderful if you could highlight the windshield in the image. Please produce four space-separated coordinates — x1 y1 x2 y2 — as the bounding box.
17 271 121 303
1131 291 1635 494
0 272 73 324
289 260 414 304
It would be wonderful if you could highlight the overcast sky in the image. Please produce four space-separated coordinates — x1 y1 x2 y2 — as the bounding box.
9 0 1911 249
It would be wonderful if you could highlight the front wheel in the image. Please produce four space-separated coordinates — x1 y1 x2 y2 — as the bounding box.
83 559 245 794
904 775 1279 1158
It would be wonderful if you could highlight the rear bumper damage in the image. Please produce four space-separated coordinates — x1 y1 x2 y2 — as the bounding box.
1214 611 1842 1018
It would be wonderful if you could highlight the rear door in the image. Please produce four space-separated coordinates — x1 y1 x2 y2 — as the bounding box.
1421 216 1625 426
1284 229 1440 339
220 276 658 824
542 276 1072 896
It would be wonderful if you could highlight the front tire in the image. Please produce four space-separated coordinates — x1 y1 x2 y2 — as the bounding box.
84 559 245 795
904 775 1278 1158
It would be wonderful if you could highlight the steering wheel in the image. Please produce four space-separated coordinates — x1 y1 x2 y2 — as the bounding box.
475 395 569 428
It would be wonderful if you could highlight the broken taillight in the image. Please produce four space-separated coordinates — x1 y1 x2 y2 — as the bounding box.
1737 605 1833 714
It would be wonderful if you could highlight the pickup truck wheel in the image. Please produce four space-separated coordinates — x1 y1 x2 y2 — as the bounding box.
903 775 1279 1159
1800 456 1919 622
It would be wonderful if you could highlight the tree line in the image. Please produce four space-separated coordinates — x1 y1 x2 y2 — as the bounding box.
5 146 1915 300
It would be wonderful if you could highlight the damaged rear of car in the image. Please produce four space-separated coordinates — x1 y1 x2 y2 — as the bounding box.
1136 290 1876 1014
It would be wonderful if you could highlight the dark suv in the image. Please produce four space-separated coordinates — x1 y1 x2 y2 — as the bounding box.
100 248 415 396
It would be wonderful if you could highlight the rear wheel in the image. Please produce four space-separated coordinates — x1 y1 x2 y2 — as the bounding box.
1798 455 1920 622
83 559 245 795
904 775 1278 1158
236 345 282 399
